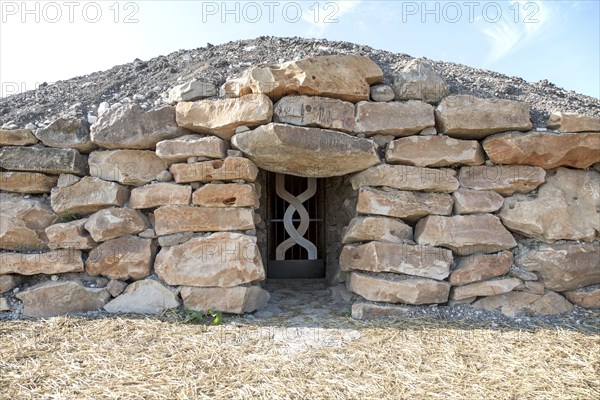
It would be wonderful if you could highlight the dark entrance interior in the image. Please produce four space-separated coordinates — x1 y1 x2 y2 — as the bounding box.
266 173 325 278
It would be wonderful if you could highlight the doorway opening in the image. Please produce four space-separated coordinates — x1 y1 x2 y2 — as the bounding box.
266 173 325 279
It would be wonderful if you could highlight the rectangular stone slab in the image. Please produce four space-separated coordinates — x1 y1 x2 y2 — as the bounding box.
154 205 255 235
0 250 83 275
0 146 88 176
340 241 453 280
356 187 453 222
346 272 450 305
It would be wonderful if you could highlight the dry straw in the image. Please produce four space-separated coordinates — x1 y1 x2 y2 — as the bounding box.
0 314 598 399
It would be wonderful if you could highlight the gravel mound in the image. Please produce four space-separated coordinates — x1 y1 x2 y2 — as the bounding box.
1 36 599 129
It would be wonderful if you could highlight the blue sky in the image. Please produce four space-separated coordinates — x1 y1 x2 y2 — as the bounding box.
1 0 599 98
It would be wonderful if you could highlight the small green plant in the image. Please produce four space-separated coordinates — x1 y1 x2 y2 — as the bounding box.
60 213 81 222
181 309 224 325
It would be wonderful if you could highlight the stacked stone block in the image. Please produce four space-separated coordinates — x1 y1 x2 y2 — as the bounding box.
1 53 599 319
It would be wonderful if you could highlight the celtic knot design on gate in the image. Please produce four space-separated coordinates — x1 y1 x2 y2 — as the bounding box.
275 173 318 260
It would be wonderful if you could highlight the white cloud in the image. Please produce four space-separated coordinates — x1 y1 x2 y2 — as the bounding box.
480 0 555 65
302 1 362 35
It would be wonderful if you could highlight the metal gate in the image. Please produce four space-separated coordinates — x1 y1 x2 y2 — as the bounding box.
267 173 325 278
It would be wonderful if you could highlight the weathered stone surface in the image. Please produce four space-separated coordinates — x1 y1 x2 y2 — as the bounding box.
0 275 23 294
435 95 532 139
562 285 600 309
104 279 179 314
192 183 259 208
231 123 380 178
0 194 57 251
170 157 259 183
0 249 83 275
129 183 191 209
164 79 217 105
341 216 413 244
415 215 517 255
89 150 167 186
514 281 545 295
450 251 513 286
156 135 227 163
350 164 458 193
222 54 383 103
35 118 95 152
347 272 450 305
370 84 395 102
0 129 37 146
499 168 600 242
354 101 435 137
57 173 80 188
16 281 111 318
84 208 149 242
50 177 129 216
509 265 538 282
0 171 58 194
515 243 600 292
392 60 449 103
86 235 155 280
458 165 546 196
46 219 96 250
106 279 127 297
0 298 10 311
0 146 88 176
351 300 411 319
155 233 264 287
176 94 273 140
181 285 269 314
473 291 573 317
91 104 188 149
386 136 484 167
483 131 600 169
452 189 504 214
451 277 522 301
154 206 254 235
273 95 355 132
356 187 453 222
158 232 193 247
340 241 452 280
547 112 600 132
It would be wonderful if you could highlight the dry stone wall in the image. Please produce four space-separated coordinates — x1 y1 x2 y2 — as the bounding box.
1 54 599 319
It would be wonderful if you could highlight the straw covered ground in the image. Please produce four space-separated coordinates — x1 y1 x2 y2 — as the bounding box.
1 314 598 400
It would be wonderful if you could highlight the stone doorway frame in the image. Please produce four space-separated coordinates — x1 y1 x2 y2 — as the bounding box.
265 172 327 279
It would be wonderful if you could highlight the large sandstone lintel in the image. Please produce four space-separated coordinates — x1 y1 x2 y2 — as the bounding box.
231 123 381 178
